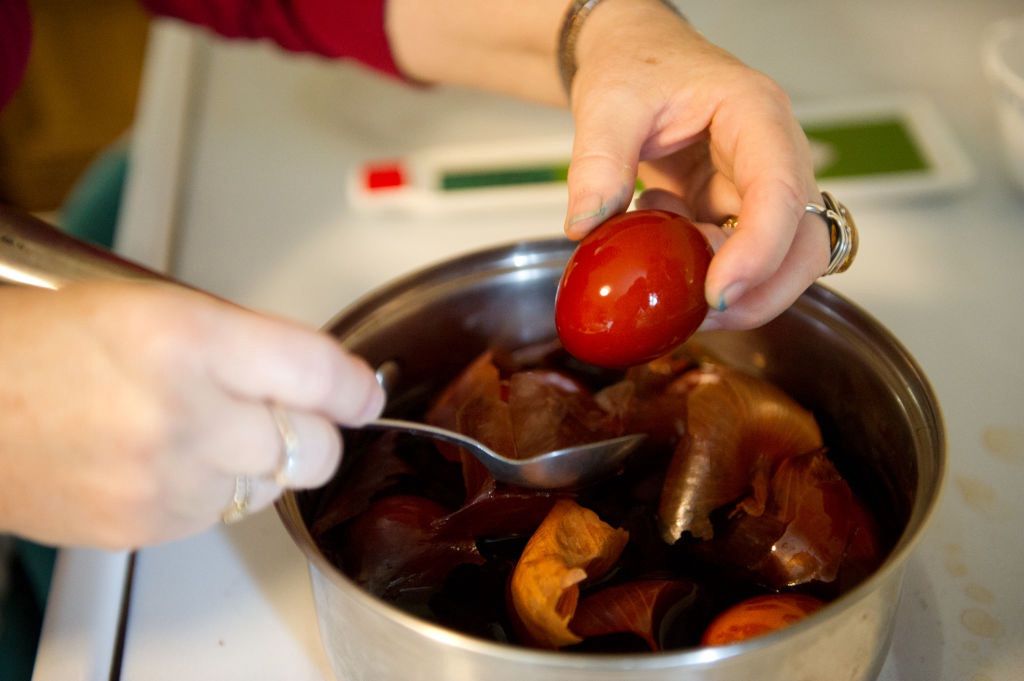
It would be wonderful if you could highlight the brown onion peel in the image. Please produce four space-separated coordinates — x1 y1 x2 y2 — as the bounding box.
342 495 483 598
570 579 694 651
658 365 824 543
689 448 883 588
426 352 622 499
320 346 884 651
507 370 617 459
426 351 503 458
310 432 412 538
756 449 854 585
509 499 629 648
425 351 510 498
431 484 564 540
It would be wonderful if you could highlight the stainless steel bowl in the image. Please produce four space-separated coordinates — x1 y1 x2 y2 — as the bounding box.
276 238 945 681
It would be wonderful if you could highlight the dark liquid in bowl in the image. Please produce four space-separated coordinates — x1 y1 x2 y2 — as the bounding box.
308 346 893 652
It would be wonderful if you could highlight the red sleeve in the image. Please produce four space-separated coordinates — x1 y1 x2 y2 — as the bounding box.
0 0 32 112
139 0 402 78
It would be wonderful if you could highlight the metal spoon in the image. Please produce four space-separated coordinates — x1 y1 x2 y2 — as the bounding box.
359 418 645 490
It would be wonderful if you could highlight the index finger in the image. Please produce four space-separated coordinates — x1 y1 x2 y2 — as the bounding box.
199 303 385 426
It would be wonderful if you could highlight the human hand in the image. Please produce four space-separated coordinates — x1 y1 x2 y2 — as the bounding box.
0 282 383 549
562 0 830 331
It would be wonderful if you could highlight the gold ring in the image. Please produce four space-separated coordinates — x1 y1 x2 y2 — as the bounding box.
806 191 858 275
221 475 251 524
720 215 740 233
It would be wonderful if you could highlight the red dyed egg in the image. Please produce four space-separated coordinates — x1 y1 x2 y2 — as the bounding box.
701 593 825 646
555 210 713 367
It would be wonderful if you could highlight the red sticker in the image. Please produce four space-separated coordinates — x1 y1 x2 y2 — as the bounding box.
364 163 406 191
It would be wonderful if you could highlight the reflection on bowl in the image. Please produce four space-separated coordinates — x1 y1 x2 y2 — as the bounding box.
277 239 944 681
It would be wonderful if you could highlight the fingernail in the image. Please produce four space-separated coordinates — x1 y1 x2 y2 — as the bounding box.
712 281 747 312
358 383 386 423
698 312 722 332
565 193 609 236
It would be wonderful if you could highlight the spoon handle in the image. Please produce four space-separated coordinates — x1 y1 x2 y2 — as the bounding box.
361 418 496 460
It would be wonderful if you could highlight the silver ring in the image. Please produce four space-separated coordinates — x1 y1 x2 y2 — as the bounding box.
806 191 858 276
270 404 299 487
221 475 251 524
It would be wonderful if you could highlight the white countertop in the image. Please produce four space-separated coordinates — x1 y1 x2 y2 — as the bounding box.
33 2 1024 679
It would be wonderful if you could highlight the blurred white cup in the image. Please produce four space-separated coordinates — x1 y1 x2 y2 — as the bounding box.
985 16 1024 193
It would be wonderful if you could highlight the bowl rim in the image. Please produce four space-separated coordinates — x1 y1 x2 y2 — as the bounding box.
276 237 947 667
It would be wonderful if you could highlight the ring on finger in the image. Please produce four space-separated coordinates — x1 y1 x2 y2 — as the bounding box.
806 191 858 275
717 191 858 275
269 404 300 487
221 475 252 524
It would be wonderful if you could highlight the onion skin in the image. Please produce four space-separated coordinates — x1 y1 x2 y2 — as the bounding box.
311 432 412 538
755 450 853 585
658 365 823 543
341 495 483 598
431 484 563 540
507 370 617 459
426 353 620 499
695 448 874 588
510 499 629 648
426 351 512 498
426 351 507 463
571 579 695 651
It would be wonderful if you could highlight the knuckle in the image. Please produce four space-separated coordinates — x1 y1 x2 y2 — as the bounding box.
113 400 175 468
142 314 208 372
767 177 808 217
569 144 629 176
577 80 641 113
751 72 792 109
101 285 212 375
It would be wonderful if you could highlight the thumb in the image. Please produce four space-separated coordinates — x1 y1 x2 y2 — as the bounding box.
563 92 648 239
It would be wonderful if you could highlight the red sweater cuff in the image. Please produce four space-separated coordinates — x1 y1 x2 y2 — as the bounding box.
140 0 402 79
0 0 32 112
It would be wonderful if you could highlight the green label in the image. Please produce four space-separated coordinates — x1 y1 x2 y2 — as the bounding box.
436 116 929 192
804 118 929 179
441 165 569 191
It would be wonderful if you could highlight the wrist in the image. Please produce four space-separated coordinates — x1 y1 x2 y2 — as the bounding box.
566 0 695 95
387 0 567 103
